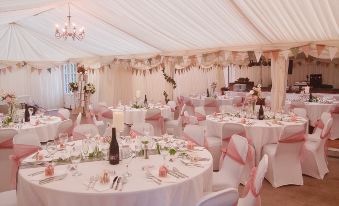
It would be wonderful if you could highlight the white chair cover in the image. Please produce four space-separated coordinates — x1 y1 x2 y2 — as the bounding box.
57 108 70 120
302 116 333 179
330 109 339 140
292 108 307 118
232 96 243 107
195 188 238 206
13 132 41 147
212 135 248 191
308 112 332 142
204 97 219 115
221 123 245 148
72 124 99 140
145 108 163 136
263 124 306 187
130 123 154 136
183 96 195 116
238 155 268 206
75 113 82 126
56 119 73 137
92 115 105 136
0 190 17 206
0 129 17 192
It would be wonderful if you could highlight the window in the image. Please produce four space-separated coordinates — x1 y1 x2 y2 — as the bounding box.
63 64 77 94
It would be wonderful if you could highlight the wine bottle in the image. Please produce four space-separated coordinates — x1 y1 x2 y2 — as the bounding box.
144 94 148 107
207 89 210 97
109 128 119 165
258 104 264 120
309 92 313 102
24 104 30 122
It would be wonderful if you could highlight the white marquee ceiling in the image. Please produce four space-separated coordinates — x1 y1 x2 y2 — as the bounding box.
0 0 338 63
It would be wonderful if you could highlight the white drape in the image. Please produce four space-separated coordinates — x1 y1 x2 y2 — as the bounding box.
271 57 288 112
0 66 63 109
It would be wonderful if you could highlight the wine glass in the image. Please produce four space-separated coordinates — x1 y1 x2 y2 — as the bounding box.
70 146 82 176
81 139 89 159
46 141 57 159
122 146 134 177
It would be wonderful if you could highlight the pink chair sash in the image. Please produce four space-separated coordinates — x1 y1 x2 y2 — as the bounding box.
85 112 95 124
102 110 113 119
204 101 220 112
278 132 305 143
331 107 339 115
145 113 164 134
182 132 208 148
129 129 142 138
72 131 87 141
0 137 14 149
219 138 246 169
241 167 261 206
56 112 66 121
314 119 324 129
195 112 206 121
9 144 40 187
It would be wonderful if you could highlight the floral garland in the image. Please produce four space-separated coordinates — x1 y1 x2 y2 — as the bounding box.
163 91 170 104
162 67 176 89
84 83 96 94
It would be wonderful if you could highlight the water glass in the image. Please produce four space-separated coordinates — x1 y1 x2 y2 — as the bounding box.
70 146 82 176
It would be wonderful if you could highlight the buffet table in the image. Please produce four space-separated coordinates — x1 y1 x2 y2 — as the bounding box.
17 138 213 206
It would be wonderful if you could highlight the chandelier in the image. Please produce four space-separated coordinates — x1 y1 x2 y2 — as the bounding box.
55 3 85 40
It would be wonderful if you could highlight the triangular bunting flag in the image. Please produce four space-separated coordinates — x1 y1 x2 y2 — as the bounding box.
254 51 262 62
232 51 238 62
300 45 310 57
196 55 202 65
271 51 280 61
47 68 51 73
263 52 271 60
316 44 326 57
328 46 338 60
224 51 231 61
281 50 290 60
290 47 299 58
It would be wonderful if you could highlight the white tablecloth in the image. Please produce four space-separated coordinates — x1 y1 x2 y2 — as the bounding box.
111 106 172 125
17 142 213 206
206 115 307 164
190 96 233 107
0 116 61 142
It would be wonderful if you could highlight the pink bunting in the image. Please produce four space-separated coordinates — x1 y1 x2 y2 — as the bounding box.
232 51 238 62
300 45 310 57
316 44 326 57
271 51 279 61
328 46 338 60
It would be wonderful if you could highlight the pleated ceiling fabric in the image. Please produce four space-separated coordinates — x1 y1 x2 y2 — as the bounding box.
0 0 338 62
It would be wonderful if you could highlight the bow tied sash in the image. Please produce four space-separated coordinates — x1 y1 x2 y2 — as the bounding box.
0 137 14 149
241 167 261 206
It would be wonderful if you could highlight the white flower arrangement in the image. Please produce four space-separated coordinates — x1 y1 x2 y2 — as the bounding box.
84 83 96 94
246 84 262 102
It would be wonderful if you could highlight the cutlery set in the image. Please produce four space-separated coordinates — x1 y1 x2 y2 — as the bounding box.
39 173 67 185
111 176 123 191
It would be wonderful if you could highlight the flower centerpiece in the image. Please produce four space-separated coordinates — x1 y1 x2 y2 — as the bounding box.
246 84 262 114
69 82 79 92
77 64 87 74
1 92 16 118
83 83 95 94
210 82 217 95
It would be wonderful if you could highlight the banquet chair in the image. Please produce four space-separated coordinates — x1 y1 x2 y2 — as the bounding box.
195 188 238 206
301 116 333 179
232 96 243 108
263 124 306 187
56 119 73 137
330 105 339 140
165 104 185 137
213 134 248 191
183 125 221 170
130 123 155 137
292 108 307 118
0 190 17 206
72 124 99 140
264 96 271 108
75 113 82 126
290 101 305 111
184 111 199 125
183 96 195 116
307 112 332 142
237 155 268 206
13 132 41 147
204 97 219 115
101 108 113 125
145 108 163 136
57 108 70 120
0 129 17 192
167 100 176 120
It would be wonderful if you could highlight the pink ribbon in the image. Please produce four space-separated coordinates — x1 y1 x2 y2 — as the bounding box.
219 137 246 169
56 112 66 121
9 144 40 188
314 119 324 129
204 101 220 113
279 132 305 143
129 129 142 138
0 137 14 149
241 167 261 206
102 110 113 119
182 132 208 148
72 131 87 141
145 113 164 134
331 107 339 115
195 112 206 121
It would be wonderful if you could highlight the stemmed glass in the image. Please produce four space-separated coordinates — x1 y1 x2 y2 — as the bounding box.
70 146 82 176
46 141 57 159
123 148 134 177
28 108 34 117
81 139 89 159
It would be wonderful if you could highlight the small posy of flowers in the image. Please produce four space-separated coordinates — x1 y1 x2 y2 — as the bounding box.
2 115 13 126
1 92 16 104
69 82 79 92
84 83 96 94
247 84 262 102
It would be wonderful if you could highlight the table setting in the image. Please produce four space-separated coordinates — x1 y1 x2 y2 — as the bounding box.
17 132 213 206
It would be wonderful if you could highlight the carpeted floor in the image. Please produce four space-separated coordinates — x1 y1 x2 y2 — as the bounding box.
240 156 339 206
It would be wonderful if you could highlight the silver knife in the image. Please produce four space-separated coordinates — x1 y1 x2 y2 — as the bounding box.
111 176 118 189
39 174 67 185
115 177 121 190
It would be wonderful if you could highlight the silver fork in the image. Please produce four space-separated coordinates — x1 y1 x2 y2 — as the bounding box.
91 175 99 189
87 176 95 190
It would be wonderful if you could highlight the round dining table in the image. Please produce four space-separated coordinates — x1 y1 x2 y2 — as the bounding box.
17 139 213 206
190 96 233 107
206 114 307 164
110 106 172 125
0 115 61 142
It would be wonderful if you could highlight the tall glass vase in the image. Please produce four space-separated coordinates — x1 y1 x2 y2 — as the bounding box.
251 101 256 115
